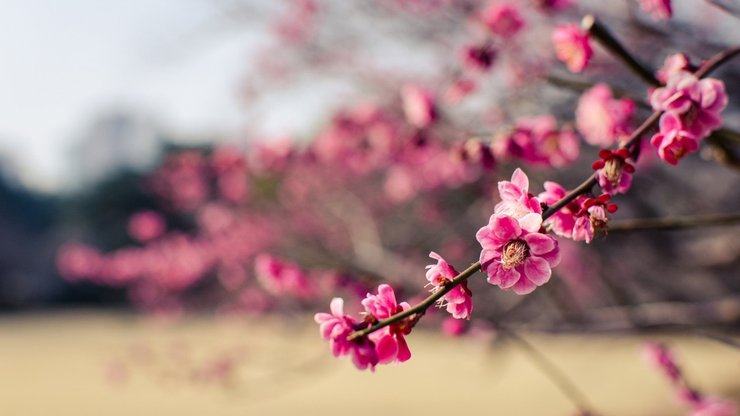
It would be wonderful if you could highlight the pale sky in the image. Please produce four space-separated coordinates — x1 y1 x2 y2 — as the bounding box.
0 0 273 192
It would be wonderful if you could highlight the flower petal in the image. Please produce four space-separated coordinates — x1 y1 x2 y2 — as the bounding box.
518 213 543 233
524 256 552 285
523 233 555 255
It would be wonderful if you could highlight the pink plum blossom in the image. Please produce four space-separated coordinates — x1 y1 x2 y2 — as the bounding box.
592 148 635 195
493 116 579 168
572 194 617 243
650 71 728 139
639 0 672 20
538 181 579 239
479 2 525 38
476 213 560 295
494 168 542 219
425 252 473 320
128 211 166 243
315 298 379 371
576 84 635 147
401 84 437 128
254 254 313 299
656 53 694 84
441 317 468 337
444 78 477 104
362 284 413 364
650 112 700 165
552 24 593 73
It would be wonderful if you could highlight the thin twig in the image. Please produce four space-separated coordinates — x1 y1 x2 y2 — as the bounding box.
609 213 740 232
503 329 597 415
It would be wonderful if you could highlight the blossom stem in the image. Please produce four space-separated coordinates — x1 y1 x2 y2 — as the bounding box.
347 261 483 341
581 15 660 86
608 212 740 232
503 329 597 415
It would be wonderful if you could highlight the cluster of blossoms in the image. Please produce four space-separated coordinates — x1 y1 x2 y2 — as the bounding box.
492 115 580 168
649 56 729 164
314 285 412 371
644 342 737 416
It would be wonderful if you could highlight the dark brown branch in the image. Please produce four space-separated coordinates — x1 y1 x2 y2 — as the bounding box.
581 15 660 86
609 213 740 232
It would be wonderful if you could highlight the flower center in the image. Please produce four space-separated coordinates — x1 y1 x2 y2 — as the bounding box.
604 157 624 185
501 239 529 270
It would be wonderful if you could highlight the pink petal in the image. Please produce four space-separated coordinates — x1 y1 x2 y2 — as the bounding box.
375 334 398 364
329 297 344 317
494 264 521 289
518 213 543 233
523 233 555 255
524 256 552 285
493 215 522 240
511 276 537 295
510 168 529 191
395 336 412 362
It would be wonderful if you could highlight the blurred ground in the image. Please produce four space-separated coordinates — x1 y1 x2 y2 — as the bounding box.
0 312 737 416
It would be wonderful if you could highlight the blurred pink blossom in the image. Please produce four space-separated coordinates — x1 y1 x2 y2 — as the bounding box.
576 84 635 147
401 84 437 128
128 211 166 243
480 2 525 38
552 24 593 73
639 0 672 20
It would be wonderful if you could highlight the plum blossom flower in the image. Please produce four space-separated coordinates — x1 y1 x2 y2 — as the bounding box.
494 168 542 219
493 116 580 168
576 84 635 147
127 211 166 243
572 194 617 243
425 252 473 320
444 78 477 104
538 181 579 239
592 148 635 195
254 254 313 299
656 53 694 84
650 71 728 139
401 84 437 128
639 0 672 20
314 298 379 370
362 284 413 364
477 213 560 295
480 2 525 38
552 24 593 73
650 112 700 165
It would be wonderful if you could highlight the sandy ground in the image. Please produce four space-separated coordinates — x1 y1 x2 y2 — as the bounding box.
0 311 737 416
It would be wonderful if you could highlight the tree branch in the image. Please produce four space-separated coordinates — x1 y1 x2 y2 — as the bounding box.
608 212 740 232
581 15 660 86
